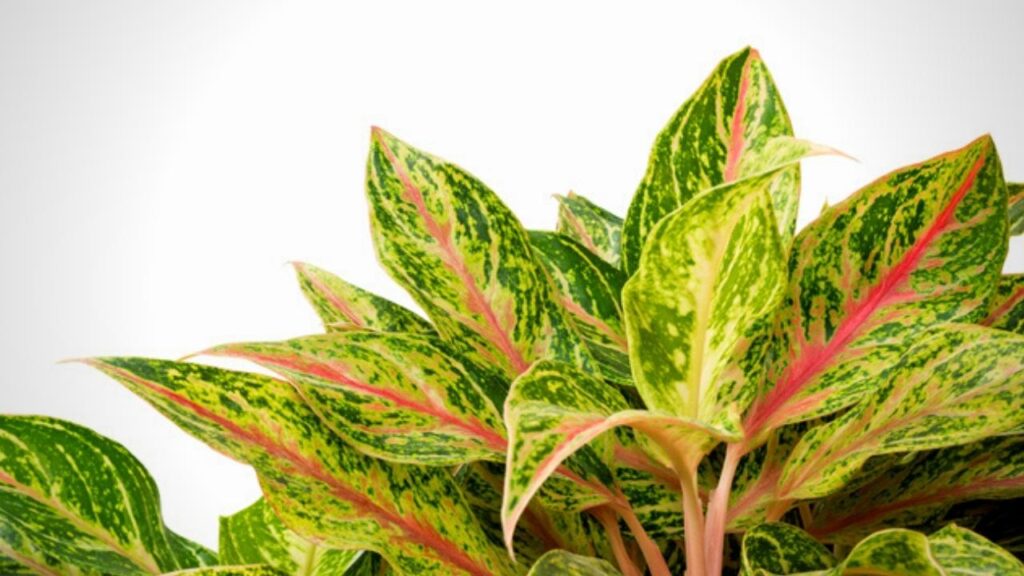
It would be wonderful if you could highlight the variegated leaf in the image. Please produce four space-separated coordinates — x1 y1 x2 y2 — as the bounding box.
982 274 1024 334
529 231 631 385
526 550 621 576
614 461 682 539
292 262 433 334
206 332 506 465
724 423 806 531
622 47 801 273
623 171 786 435
0 415 212 575
1009 182 1024 236
555 193 623 267
164 567 286 576
86 358 514 576
740 522 836 576
220 498 362 575
0 556 34 575
502 360 734 550
809 437 1024 543
778 324 1024 501
169 531 218 569
366 128 590 381
744 135 1008 440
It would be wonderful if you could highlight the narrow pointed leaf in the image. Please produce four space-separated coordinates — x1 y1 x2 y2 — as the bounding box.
555 193 623 267
623 170 786 434
529 231 631 385
526 550 621 576
366 128 590 380
741 522 836 575
622 47 801 273
86 358 514 576
1009 182 1024 236
0 415 208 575
206 332 506 465
292 262 433 333
778 324 1024 500
220 498 361 576
745 135 1008 440
982 274 1024 334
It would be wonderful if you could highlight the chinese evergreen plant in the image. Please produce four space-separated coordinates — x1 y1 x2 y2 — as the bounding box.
3 46 1024 576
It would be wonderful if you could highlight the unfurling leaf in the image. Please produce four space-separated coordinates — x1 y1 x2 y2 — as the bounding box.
527 550 621 576
555 193 624 267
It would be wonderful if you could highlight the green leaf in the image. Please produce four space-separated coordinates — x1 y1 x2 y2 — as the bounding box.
169 530 218 569
1009 182 1024 236
164 567 287 576
622 170 787 435
744 135 1008 440
0 555 39 575
982 274 1024 334
220 498 362 576
206 331 507 466
292 262 433 334
501 360 734 550
529 231 631 385
622 47 803 273
0 415 210 575
778 324 1024 500
555 193 623 267
366 128 591 380
526 550 621 576
809 437 1024 542
741 522 836 575
86 358 514 576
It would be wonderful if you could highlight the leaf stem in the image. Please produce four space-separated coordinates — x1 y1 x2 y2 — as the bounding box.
594 506 642 576
703 442 743 576
618 502 672 576
679 469 707 576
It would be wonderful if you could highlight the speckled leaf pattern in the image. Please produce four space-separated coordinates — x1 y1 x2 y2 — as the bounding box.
555 193 624 267
745 135 1008 440
614 463 683 539
778 324 1024 500
529 231 631 385
292 262 433 334
169 531 218 569
163 567 287 576
220 498 362 575
740 523 836 575
0 556 35 575
983 274 1024 334
206 331 506 466
366 128 591 380
622 47 800 273
725 423 806 531
526 550 621 576
86 358 515 576
1009 182 1024 236
809 437 1024 542
623 171 786 434
0 415 211 576
502 360 734 550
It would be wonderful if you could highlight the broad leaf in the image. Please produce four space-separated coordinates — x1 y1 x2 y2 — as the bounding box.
206 332 506 465
622 47 801 273
529 231 630 385
0 415 212 575
983 274 1024 334
744 135 1007 440
220 498 362 575
292 262 433 333
778 324 1024 500
0 556 34 575
741 522 836 575
527 550 621 576
169 530 219 569
809 437 1024 542
165 568 286 576
86 358 514 576
623 171 787 435
614 460 683 539
366 128 590 380
1010 182 1024 236
555 193 623 267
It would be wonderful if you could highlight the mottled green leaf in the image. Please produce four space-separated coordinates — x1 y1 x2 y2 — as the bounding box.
0 556 35 576
614 460 682 539
1009 182 1024 236
292 262 433 334
220 498 361 576
206 331 506 466
526 550 621 576
555 193 623 267
778 324 1024 500
164 567 287 576
623 170 786 435
366 128 590 381
983 274 1024 334
168 531 218 569
86 358 514 576
529 231 631 385
810 437 1024 542
741 522 836 575
622 47 803 273
745 135 1007 440
0 415 209 575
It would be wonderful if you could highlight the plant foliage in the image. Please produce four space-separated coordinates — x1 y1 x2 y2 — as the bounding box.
3 46 1024 575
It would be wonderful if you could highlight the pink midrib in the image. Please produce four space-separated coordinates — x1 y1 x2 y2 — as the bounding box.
372 129 531 375
722 52 754 183
982 284 1024 326
295 263 366 327
744 153 988 436
102 363 495 576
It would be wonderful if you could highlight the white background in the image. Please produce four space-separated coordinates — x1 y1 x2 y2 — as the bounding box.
2 1 1022 549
